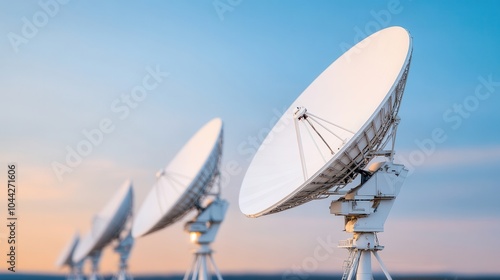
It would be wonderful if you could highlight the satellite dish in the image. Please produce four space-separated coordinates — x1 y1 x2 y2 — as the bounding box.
132 118 223 238
56 232 80 268
239 26 412 218
238 26 413 280
133 118 228 280
73 180 134 279
56 232 85 280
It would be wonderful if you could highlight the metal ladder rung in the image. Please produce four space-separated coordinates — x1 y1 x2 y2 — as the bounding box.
341 249 356 280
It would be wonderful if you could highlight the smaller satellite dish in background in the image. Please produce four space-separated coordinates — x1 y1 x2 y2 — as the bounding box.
73 180 134 280
56 232 84 280
132 118 223 238
133 118 228 280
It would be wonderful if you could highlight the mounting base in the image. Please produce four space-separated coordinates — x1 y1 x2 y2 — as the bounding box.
184 244 223 280
88 250 104 280
331 162 407 280
112 231 134 280
339 233 393 280
183 198 228 280
66 260 85 280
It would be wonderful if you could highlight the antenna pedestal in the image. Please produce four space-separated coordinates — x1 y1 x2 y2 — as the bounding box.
112 232 134 280
88 250 104 280
67 260 85 280
184 244 222 280
183 198 228 280
338 232 392 280
331 162 407 280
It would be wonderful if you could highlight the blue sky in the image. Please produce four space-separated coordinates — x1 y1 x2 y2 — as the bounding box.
0 0 499 276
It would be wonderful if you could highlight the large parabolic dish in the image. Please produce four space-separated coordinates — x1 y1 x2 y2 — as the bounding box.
56 232 80 267
239 26 413 218
73 180 133 263
132 118 223 238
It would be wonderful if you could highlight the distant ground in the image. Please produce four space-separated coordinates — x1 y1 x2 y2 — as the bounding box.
0 274 499 280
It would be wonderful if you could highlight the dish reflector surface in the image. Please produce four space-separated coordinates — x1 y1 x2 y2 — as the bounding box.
73 180 133 263
132 118 223 237
239 26 412 217
56 232 79 267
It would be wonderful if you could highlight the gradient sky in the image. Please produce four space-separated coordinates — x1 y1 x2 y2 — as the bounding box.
1 0 500 276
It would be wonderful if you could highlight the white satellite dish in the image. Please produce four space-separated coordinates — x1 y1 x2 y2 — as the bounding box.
73 180 134 280
132 118 223 238
56 232 84 280
133 118 228 280
239 26 413 280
